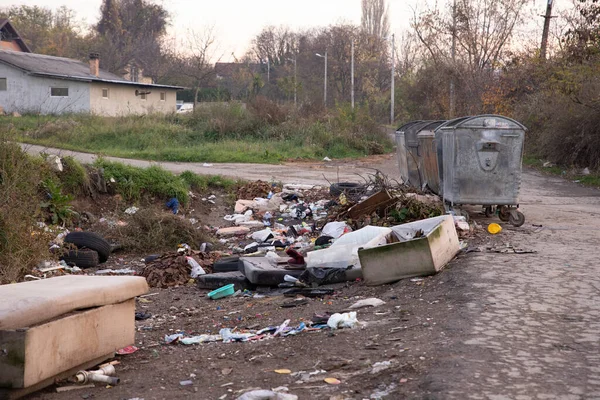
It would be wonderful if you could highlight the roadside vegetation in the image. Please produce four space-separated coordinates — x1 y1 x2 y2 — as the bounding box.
5 99 392 164
0 136 242 283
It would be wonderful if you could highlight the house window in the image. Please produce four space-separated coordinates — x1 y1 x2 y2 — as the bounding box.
140 92 147 100
102 88 109 99
0 78 6 91
50 87 69 97
160 92 166 101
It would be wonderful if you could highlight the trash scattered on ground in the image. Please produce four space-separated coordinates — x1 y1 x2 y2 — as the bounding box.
324 377 341 385
487 244 537 254
117 345 139 355
327 312 359 329
236 390 298 400
274 369 292 374
349 298 386 309
487 223 502 235
124 206 139 215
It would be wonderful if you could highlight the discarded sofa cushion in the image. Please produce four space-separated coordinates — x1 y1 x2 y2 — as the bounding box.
213 256 242 273
196 271 254 291
240 257 304 286
0 275 149 330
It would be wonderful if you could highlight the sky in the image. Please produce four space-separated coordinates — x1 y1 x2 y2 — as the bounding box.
8 0 568 61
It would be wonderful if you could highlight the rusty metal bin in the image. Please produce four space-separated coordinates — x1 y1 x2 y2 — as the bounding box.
397 120 442 188
436 114 526 209
416 121 446 194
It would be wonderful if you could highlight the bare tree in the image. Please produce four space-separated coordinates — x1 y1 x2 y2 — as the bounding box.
177 27 221 108
361 0 390 39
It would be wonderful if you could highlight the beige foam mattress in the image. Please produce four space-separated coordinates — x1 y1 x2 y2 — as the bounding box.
0 275 149 330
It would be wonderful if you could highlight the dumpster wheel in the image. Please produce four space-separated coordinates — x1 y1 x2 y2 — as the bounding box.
498 206 510 222
509 210 525 227
484 206 494 218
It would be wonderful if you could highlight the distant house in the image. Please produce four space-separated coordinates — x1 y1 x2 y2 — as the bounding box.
0 50 183 116
0 19 31 53
0 19 183 116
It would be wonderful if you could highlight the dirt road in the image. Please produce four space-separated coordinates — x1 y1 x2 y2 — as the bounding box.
20 143 399 185
22 145 600 399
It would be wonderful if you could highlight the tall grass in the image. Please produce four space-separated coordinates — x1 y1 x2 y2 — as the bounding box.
5 99 393 163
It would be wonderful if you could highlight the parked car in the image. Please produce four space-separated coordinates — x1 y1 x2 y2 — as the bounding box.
176 103 194 114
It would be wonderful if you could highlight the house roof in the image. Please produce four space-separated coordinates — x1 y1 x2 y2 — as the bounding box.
0 19 32 53
0 49 183 89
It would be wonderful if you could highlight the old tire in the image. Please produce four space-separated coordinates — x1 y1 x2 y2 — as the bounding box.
509 211 525 227
64 231 111 263
498 206 510 222
329 182 363 197
60 248 100 269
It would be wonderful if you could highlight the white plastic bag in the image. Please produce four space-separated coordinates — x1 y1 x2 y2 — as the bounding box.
327 312 358 329
321 221 350 239
187 257 206 278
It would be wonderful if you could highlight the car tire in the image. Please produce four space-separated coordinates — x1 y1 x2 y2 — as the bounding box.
60 248 100 269
64 231 111 263
329 182 364 197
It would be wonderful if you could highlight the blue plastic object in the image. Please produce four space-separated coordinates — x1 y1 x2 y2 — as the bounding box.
207 283 235 300
166 198 179 214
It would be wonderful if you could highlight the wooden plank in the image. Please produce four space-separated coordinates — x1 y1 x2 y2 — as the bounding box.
0 300 134 389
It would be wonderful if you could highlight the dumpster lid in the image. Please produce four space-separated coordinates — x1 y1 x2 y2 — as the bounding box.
396 120 424 132
418 120 446 133
442 115 526 130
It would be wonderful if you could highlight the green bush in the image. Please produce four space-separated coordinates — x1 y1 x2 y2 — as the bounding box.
0 140 54 283
96 160 190 205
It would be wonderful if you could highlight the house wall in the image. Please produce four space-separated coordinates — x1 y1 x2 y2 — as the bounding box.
0 63 90 114
0 40 22 52
89 82 177 116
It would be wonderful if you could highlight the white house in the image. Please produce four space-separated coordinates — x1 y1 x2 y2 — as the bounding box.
0 50 184 116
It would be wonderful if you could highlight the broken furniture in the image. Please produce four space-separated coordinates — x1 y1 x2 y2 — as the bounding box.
0 275 148 399
240 257 304 286
359 215 459 285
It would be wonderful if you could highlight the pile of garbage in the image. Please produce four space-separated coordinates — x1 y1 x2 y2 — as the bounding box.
164 312 359 345
140 245 220 288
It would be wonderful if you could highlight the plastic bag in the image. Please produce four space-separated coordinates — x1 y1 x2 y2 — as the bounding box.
321 221 351 239
327 312 358 329
187 257 206 278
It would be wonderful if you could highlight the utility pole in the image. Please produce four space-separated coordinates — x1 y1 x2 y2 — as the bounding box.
287 56 297 107
351 40 355 109
540 0 554 60
449 0 456 119
293 56 297 107
267 59 270 83
316 51 328 107
390 33 395 126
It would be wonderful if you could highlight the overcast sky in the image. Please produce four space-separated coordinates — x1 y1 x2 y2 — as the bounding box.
8 0 566 61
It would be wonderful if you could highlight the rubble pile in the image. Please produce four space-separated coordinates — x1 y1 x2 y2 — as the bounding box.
140 249 218 288
237 180 280 200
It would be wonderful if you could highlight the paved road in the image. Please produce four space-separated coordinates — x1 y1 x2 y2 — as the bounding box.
425 170 600 399
20 143 398 186
22 144 600 398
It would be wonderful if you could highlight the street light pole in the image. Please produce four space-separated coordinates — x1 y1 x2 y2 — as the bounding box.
390 33 395 126
286 56 298 107
316 52 328 107
351 40 355 109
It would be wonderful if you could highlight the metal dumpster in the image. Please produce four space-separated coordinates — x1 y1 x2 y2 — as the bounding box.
397 120 440 188
436 115 527 225
395 121 422 184
416 120 446 194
